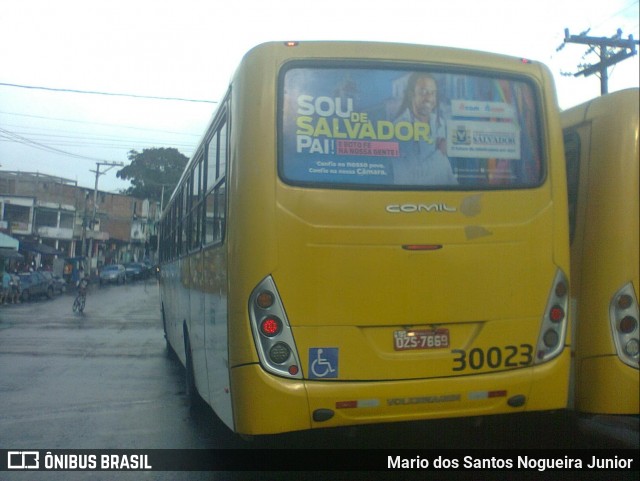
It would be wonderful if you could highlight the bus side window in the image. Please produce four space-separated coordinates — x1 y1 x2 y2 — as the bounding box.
204 119 227 246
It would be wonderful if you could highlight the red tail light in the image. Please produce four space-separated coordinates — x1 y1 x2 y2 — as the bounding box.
549 305 565 323
535 270 569 364
249 276 303 379
260 317 282 337
619 316 638 334
609 283 639 368
402 244 442 251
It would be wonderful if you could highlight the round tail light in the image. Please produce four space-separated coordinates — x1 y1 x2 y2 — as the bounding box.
617 294 633 310
260 316 282 337
619 316 638 334
543 329 559 348
269 342 291 364
549 305 565 323
256 291 275 309
555 281 567 297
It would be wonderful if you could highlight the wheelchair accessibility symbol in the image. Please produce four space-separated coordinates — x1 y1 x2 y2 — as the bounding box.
309 348 338 379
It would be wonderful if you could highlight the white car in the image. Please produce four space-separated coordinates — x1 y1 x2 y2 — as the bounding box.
99 264 126 285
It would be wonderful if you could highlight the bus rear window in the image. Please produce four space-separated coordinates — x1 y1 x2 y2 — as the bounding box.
279 66 544 189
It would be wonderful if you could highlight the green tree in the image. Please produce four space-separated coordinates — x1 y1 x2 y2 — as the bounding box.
117 147 188 202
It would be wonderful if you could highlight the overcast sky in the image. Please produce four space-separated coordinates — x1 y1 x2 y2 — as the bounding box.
1 0 638 192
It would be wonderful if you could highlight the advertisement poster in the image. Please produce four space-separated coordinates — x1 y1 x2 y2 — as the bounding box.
280 67 542 188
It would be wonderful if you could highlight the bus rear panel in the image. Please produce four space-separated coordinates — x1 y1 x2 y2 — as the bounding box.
227 43 570 434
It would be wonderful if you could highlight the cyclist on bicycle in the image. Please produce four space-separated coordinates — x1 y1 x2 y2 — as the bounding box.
73 266 89 312
76 266 89 292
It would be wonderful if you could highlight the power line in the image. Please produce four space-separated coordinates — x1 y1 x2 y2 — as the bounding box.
612 0 639 18
591 0 639 32
561 27 639 94
551 1 639 61
0 124 196 150
0 110 203 137
0 81 217 104
0 110 201 153
0 126 116 163
1 124 197 165
0 135 194 151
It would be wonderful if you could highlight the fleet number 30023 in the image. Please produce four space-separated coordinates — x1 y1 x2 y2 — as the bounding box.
451 344 534 371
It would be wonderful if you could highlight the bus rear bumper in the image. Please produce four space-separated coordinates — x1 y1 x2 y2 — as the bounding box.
309 350 570 429
230 350 570 435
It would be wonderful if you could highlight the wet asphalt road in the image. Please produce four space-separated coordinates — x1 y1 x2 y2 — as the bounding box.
0 279 636 480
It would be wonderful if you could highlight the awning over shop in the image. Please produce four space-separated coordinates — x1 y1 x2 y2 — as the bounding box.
0 232 19 249
20 241 64 256
0 248 23 260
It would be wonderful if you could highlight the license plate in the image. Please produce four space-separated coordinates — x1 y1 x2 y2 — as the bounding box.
393 329 450 351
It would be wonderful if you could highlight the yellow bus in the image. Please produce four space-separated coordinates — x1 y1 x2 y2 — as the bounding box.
158 41 571 435
561 88 639 415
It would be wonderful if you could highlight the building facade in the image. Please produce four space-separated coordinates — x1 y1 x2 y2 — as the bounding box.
0 171 159 275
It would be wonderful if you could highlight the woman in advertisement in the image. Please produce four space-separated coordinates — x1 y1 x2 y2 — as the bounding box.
392 72 457 186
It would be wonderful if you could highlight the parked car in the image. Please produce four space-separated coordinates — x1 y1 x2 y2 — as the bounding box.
99 264 126 285
124 262 148 280
40 271 67 294
18 271 54 302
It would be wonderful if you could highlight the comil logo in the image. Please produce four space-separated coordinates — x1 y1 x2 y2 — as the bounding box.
8 451 39 469
386 203 457 213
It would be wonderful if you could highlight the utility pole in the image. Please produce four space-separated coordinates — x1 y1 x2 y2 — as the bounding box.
80 191 90 258
86 161 124 278
561 28 639 95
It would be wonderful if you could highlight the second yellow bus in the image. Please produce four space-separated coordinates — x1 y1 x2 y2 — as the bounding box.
562 88 640 415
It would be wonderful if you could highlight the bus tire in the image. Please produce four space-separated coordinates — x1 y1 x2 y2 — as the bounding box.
184 329 205 412
162 305 177 360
